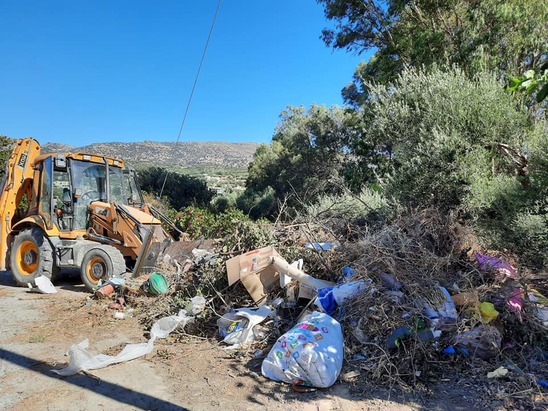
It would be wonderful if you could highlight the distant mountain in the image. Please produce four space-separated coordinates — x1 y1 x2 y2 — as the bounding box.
41 140 260 168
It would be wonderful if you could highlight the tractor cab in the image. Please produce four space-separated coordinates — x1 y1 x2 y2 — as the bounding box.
43 154 135 232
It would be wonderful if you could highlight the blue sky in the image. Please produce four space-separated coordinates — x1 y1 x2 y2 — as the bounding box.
0 1 366 146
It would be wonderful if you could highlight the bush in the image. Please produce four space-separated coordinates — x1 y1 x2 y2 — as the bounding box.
174 206 274 252
174 206 216 239
235 186 276 220
353 65 546 267
138 167 214 210
511 212 548 267
359 65 531 210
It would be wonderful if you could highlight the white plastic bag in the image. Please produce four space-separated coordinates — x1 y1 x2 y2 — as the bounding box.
261 311 343 388
34 275 57 294
186 295 206 315
52 309 193 376
217 306 272 349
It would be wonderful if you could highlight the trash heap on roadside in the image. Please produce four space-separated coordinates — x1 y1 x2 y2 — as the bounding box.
60 209 546 407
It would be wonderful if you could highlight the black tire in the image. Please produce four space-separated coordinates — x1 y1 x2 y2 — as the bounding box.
51 265 62 282
10 228 56 286
80 245 126 292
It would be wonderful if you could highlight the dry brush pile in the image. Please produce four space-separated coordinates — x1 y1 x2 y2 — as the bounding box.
118 207 546 408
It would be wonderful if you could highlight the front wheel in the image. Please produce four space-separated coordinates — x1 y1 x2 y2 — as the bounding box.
10 228 56 286
80 245 126 292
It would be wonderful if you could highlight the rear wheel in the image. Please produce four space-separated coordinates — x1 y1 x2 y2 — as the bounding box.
80 245 126 292
10 228 56 286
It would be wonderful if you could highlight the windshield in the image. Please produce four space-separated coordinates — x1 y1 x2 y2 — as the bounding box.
70 159 129 204
71 160 107 202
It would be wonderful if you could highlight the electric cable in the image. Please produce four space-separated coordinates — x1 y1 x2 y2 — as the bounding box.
158 0 223 200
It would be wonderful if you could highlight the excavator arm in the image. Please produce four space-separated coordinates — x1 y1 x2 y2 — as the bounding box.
0 138 41 270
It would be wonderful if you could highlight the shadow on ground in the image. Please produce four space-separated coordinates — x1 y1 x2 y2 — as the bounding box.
0 347 189 411
0 269 89 293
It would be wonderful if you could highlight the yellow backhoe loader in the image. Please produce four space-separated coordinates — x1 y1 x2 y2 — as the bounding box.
0 137 181 291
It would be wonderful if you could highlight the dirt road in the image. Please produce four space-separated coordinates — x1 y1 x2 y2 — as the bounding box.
0 270 490 411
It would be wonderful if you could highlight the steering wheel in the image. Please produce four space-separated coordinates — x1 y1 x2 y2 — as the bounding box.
80 190 101 202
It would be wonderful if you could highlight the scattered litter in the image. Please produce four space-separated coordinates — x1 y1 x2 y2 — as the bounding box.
226 246 331 304
225 246 282 304
291 380 317 393
507 288 524 322
423 286 457 319
192 248 214 262
34 275 57 294
305 242 338 251
452 292 477 306
297 283 318 301
95 283 114 298
487 366 509 379
262 311 344 388
476 252 518 279
442 346 456 355
527 288 548 305
341 370 361 381
280 260 302 288
340 266 355 282
52 309 194 376
535 307 548 326
108 302 122 310
479 301 499 323
452 324 502 359
113 311 125 320
271 255 332 291
386 326 412 349
217 305 272 349
108 277 126 286
186 295 206 315
146 272 169 295
315 279 371 315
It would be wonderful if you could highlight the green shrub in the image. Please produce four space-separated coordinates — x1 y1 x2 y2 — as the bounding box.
359 65 531 210
174 206 274 252
175 206 216 239
235 186 276 220
511 212 548 267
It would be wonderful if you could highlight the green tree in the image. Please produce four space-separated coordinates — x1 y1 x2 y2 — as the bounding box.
509 61 548 103
242 104 361 217
352 65 547 266
357 66 532 208
236 185 276 220
0 135 15 182
317 0 548 105
137 167 213 210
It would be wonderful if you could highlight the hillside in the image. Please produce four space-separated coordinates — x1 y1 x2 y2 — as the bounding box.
41 140 259 169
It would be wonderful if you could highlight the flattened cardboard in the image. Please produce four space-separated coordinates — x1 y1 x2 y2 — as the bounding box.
226 246 281 304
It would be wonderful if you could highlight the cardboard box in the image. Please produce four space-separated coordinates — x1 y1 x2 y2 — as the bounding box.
225 246 281 304
298 283 316 301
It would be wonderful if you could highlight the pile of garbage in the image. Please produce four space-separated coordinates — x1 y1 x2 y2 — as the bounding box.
52 208 547 407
